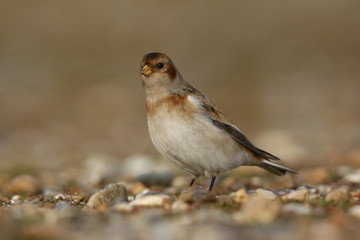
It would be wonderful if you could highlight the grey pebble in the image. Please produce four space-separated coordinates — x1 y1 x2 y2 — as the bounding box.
134 172 174 187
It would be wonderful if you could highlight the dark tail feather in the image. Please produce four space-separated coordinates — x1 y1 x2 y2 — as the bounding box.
258 160 297 176
256 148 281 161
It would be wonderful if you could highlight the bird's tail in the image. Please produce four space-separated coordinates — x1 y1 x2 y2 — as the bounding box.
258 160 297 176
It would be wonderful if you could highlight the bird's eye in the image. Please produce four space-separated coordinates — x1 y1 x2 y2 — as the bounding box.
156 62 164 69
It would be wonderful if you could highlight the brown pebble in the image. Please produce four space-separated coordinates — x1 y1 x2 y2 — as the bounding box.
8 174 42 195
178 186 216 204
130 194 174 208
281 189 310 201
86 183 128 210
301 167 329 184
229 188 248 203
233 195 281 224
325 187 352 203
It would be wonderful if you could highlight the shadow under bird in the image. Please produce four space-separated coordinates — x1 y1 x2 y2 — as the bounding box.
140 52 297 191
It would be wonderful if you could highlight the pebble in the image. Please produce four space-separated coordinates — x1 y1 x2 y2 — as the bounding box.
8 174 42 195
256 189 277 200
317 185 333 196
270 189 293 196
10 195 23 205
353 190 360 200
301 167 329 184
344 169 360 184
283 203 312 215
113 202 134 212
229 188 248 203
134 172 174 187
219 176 244 191
129 182 148 195
55 200 71 210
325 187 352 203
86 183 128 209
171 200 191 212
178 186 216 204
135 190 165 198
216 195 238 208
281 189 310 201
348 205 360 219
307 193 321 200
297 186 317 195
54 193 66 200
83 154 117 187
130 194 174 208
233 195 281 224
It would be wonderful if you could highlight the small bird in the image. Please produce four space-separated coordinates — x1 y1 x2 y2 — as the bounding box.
140 52 297 191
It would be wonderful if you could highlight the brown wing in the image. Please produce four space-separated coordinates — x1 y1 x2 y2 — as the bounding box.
211 119 280 161
177 81 280 161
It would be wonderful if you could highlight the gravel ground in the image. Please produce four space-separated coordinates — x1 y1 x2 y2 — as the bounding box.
1 1 359 240
1 155 359 240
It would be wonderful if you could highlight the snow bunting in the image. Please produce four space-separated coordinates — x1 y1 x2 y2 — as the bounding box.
140 52 297 191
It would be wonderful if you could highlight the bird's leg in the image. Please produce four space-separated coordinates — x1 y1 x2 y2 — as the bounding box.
208 176 216 191
189 178 196 187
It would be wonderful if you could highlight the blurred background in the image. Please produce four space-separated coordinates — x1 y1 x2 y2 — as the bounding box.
1 0 359 173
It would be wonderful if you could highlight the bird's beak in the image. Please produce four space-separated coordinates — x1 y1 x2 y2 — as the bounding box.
141 65 152 76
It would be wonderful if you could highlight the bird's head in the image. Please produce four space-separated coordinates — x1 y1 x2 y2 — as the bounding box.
140 52 179 92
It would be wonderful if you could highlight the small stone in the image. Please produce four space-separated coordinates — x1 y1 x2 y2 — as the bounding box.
10 195 23 205
233 195 281 224
229 188 248 203
308 193 321 200
317 185 333 196
352 190 360 200
171 200 191 212
219 177 242 191
134 172 174 187
8 174 42 195
256 189 277 200
178 186 216 204
216 195 238 208
86 183 128 209
283 203 312 215
270 189 293 196
281 189 310 201
301 167 329 184
113 202 134 212
11 195 22 200
344 169 360 184
325 187 352 203
129 182 147 195
54 193 66 200
297 186 316 195
55 200 71 210
130 194 174 208
135 190 165 198
348 205 360 219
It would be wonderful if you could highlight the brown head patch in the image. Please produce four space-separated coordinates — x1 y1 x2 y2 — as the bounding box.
167 63 177 80
141 52 167 67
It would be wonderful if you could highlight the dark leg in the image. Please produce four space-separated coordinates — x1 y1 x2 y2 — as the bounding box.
208 176 216 191
189 178 196 187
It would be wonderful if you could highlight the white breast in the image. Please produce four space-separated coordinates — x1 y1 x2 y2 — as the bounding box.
147 96 251 177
